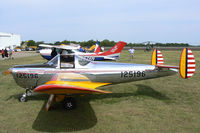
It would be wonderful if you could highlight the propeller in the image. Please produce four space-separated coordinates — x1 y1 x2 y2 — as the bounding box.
4 68 12 75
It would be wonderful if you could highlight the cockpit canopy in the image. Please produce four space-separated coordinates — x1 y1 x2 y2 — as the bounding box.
47 54 93 68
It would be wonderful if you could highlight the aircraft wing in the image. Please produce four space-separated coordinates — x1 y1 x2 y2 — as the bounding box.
39 44 55 48
34 80 111 94
103 56 118 60
34 74 111 111
39 44 79 50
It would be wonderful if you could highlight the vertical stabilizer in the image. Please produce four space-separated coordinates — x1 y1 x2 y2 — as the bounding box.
151 49 164 65
179 48 195 79
99 41 126 56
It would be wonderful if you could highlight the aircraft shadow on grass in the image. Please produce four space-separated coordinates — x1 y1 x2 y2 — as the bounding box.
32 98 97 132
134 84 170 101
6 84 171 132
89 84 170 102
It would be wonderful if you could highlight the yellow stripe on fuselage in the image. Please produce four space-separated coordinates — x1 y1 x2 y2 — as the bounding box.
45 81 111 90
180 48 186 79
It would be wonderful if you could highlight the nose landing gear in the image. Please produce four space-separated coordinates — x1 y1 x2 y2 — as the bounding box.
18 89 34 102
18 93 27 102
18 89 77 111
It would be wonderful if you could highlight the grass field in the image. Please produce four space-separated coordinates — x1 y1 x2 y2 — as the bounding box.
0 50 200 133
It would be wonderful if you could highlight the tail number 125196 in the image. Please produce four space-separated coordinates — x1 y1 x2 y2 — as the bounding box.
121 71 145 78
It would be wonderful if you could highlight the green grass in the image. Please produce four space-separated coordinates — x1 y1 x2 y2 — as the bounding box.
0 50 200 133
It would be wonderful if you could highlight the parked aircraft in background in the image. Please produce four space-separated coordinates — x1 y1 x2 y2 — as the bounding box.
38 43 80 60
5 47 195 111
39 41 127 61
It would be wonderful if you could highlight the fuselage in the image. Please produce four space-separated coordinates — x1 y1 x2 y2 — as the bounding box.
10 59 177 90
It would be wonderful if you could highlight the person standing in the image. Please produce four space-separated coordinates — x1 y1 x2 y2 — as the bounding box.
51 48 57 59
9 48 13 59
79 46 84 52
4 48 8 58
1 49 4 58
128 47 135 60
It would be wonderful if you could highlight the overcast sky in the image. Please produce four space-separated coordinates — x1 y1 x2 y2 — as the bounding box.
0 0 200 44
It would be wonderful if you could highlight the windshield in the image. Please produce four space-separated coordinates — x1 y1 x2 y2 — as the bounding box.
77 55 94 66
61 49 75 54
47 54 59 67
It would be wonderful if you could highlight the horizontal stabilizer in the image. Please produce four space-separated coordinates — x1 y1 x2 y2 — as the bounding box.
179 48 195 79
156 65 179 69
151 49 164 65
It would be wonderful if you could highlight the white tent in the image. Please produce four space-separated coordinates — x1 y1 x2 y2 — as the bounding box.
0 32 21 50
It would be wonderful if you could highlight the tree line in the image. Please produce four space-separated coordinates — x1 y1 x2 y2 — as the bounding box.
21 39 190 47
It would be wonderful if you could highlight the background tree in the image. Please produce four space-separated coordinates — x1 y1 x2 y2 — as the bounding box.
80 40 96 47
35 41 44 46
20 41 25 46
26 40 36 46
21 39 192 47
100 39 115 47
54 41 62 45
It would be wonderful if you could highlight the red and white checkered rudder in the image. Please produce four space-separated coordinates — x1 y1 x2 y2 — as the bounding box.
151 49 164 65
179 48 196 79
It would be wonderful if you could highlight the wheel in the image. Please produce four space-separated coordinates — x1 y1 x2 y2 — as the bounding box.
18 95 27 102
62 97 76 110
26 90 32 96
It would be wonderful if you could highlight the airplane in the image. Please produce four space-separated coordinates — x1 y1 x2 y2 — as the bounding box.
83 41 100 52
4 45 195 111
38 43 80 60
87 44 97 51
38 42 96 60
39 41 127 61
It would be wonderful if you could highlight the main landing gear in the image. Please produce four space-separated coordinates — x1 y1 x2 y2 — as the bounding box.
18 89 34 102
62 97 76 110
45 95 76 111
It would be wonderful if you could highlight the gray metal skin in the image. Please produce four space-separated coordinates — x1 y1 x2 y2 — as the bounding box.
9 54 178 90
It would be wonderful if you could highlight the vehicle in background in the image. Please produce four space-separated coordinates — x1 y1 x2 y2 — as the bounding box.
14 49 21 52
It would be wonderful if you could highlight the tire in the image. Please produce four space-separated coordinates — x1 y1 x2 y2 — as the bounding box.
26 90 32 96
62 97 76 110
18 95 27 102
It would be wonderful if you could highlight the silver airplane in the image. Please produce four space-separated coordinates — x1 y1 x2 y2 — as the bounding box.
5 46 196 111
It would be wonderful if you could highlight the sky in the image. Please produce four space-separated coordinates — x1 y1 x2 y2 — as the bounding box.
0 0 200 44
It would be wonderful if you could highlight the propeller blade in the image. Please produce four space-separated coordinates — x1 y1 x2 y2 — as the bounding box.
4 69 12 75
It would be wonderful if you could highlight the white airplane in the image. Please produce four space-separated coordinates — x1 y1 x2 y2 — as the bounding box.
39 41 127 61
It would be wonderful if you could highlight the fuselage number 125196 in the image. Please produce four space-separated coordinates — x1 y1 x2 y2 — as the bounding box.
121 71 145 78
